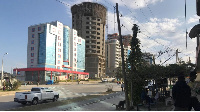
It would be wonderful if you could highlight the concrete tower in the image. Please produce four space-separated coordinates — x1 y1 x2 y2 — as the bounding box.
71 2 107 78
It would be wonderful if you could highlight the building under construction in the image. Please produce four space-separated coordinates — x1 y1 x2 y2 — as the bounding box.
71 2 107 78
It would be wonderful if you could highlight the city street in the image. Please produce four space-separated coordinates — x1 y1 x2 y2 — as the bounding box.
0 82 121 111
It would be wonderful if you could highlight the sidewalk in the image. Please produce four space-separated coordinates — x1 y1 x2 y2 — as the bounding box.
41 92 173 111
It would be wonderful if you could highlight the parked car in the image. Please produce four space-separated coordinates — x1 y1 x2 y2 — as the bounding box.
14 87 59 105
46 80 54 85
102 79 108 82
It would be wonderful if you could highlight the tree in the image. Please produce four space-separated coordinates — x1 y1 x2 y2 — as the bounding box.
127 24 145 105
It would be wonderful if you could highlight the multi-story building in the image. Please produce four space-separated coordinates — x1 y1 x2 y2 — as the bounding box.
13 21 89 83
71 2 107 78
105 39 121 77
142 52 155 65
105 39 130 77
107 33 133 46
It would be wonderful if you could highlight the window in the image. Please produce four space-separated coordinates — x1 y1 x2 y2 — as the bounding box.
86 22 89 24
74 42 76 46
57 66 60 69
86 26 89 29
86 17 90 20
74 53 76 56
97 18 101 21
31 47 34 51
74 48 76 51
32 28 35 32
97 28 100 30
31 59 34 63
32 34 34 38
38 27 41 31
58 36 61 40
86 36 89 38
91 31 96 34
74 37 76 40
58 30 61 34
31 53 34 57
86 45 89 48
97 23 100 26
31 40 34 44
58 42 61 46
58 54 61 58
92 17 96 20
97 37 100 39
97 32 100 35
86 31 89 34
97 42 100 44
58 48 61 52
58 60 60 64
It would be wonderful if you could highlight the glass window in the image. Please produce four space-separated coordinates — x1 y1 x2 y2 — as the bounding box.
58 36 61 40
58 54 61 58
97 37 100 39
97 42 100 44
31 59 34 63
32 28 35 32
32 34 34 38
86 31 89 34
97 28 100 30
86 26 89 29
38 27 41 31
31 47 34 51
58 60 60 64
31 53 34 57
31 40 34 44
97 32 100 35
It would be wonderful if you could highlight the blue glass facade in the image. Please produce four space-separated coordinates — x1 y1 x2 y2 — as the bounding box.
38 25 56 68
38 27 46 64
77 40 85 72
63 27 70 70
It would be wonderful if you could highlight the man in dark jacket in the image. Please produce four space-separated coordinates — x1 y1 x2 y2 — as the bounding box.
172 75 191 111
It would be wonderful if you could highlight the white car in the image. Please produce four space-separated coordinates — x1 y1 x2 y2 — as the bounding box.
14 87 59 105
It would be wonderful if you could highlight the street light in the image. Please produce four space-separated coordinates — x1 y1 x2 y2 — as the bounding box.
1 53 8 88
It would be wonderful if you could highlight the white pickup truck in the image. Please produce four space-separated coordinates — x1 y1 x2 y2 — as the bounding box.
14 87 59 105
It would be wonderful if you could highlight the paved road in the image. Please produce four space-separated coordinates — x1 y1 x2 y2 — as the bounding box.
0 82 121 111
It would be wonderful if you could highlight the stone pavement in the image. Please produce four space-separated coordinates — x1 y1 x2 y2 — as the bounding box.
41 91 173 111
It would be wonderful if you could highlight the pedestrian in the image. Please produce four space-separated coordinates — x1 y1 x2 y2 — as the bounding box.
141 89 147 104
121 82 124 92
172 74 191 111
187 71 200 111
154 90 160 103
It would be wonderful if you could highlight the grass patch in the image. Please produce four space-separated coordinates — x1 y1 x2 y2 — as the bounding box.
8 91 117 111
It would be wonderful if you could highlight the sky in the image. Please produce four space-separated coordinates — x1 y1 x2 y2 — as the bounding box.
0 0 199 73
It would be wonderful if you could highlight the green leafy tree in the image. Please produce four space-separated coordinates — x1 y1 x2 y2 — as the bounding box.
127 24 145 105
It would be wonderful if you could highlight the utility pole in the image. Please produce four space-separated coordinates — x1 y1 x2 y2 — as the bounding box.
116 3 130 110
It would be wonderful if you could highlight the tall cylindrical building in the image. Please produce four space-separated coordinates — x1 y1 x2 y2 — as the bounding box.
71 2 107 78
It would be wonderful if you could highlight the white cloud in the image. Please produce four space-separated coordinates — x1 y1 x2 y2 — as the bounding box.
109 0 163 9
62 0 196 65
187 15 200 24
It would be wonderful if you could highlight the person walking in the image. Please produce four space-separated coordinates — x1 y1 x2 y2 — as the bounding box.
172 74 191 111
121 82 124 92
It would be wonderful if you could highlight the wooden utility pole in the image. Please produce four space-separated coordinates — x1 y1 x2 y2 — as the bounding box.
116 3 130 110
